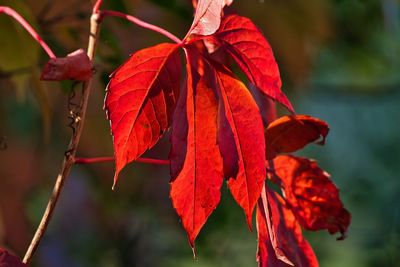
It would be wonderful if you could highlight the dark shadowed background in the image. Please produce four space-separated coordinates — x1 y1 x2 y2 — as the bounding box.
0 0 399 266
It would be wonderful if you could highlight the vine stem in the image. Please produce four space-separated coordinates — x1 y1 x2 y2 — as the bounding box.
92 0 103 14
75 157 170 165
100 10 182 44
74 157 275 168
0 6 56 58
22 3 103 264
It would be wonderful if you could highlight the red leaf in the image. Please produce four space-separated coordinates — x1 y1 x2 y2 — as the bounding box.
105 43 181 186
256 187 318 267
188 0 233 36
210 15 293 112
40 49 92 81
0 248 28 267
215 65 266 227
265 115 329 159
270 155 351 239
170 50 223 246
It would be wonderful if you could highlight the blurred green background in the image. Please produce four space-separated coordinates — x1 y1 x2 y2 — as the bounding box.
0 0 399 266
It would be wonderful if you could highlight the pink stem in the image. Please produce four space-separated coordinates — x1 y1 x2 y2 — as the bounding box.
74 156 170 165
76 158 279 169
136 157 170 165
0 6 56 58
92 0 103 14
100 10 182 44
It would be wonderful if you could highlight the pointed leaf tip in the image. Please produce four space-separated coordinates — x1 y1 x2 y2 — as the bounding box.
112 175 119 191
191 245 197 259
170 51 223 246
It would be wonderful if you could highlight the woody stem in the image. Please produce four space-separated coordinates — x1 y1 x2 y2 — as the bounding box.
22 1 103 263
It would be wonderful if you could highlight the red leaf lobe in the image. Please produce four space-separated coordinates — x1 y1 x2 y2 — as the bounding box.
215 65 266 227
105 43 181 186
270 155 351 239
170 51 223 246
211 14 293 112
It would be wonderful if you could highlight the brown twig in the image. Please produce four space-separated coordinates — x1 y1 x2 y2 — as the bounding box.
22 3 103 264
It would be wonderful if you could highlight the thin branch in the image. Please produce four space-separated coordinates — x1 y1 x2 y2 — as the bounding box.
100 10 182 44
22 1 103 263
92 0 103 14
74 156 170 165
0 6 56 58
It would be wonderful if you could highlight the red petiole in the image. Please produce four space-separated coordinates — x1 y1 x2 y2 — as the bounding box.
74 156 170 165
100 10 182 44
75 157 275 170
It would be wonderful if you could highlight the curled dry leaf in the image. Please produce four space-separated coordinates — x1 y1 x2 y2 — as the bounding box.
270 155 351 239
40 49 92 81
256 187 318 267
0 248 28 267
265 115 329 159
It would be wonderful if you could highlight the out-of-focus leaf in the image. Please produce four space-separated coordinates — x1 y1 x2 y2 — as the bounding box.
0 0 40 99
31 68 51 141
0 2 54 134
